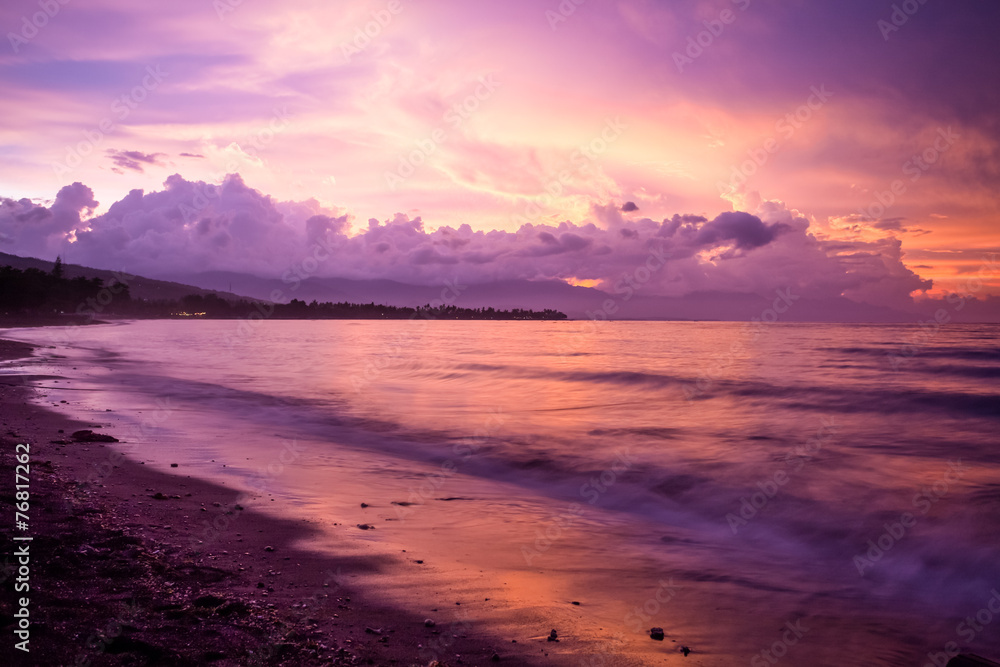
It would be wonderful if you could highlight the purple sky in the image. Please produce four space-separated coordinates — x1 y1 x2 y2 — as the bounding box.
1 0 998 312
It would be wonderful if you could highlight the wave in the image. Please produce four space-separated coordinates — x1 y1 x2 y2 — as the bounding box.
455 361 1000 420
827 345 1000 362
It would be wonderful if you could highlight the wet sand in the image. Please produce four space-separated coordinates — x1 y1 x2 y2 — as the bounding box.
0 336 551 666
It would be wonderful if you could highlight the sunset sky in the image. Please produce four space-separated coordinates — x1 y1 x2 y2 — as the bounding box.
1 0 998 309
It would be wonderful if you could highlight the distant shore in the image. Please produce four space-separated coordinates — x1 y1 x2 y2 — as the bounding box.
0 334 538 666
2 262 567 322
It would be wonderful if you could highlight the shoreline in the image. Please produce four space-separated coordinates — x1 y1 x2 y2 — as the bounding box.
0 335 541 666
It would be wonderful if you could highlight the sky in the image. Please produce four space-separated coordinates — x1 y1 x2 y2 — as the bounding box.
1 0 998 312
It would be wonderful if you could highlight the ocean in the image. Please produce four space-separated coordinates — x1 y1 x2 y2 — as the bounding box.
5 319 1000 666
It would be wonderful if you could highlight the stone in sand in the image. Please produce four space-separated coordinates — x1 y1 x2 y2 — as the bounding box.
649 627 665 641
71 429 119 442
193 594 226 608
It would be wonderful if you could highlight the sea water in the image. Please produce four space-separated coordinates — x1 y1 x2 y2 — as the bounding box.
5 319 999 666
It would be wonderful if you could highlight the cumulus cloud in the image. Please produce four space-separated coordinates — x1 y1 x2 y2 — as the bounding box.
621 201 639 212
0 182 98 258
692 211 787 251
0 174 933 309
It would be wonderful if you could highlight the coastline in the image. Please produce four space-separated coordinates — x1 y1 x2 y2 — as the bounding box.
0 335 540 666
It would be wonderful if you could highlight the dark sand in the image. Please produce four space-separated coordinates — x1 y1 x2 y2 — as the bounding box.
0 336 547 666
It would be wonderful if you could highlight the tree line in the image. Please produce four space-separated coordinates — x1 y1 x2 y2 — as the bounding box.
0 259 114 313
0 261 567 321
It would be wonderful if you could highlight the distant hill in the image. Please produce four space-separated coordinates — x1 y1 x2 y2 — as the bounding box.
0 254 566 320
0 252 250 303
170 271 595 314
171 270 921 322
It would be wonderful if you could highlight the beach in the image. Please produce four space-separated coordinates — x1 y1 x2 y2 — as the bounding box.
0 335 543 667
